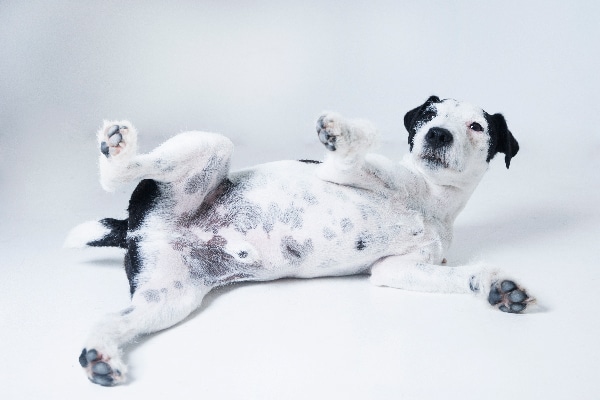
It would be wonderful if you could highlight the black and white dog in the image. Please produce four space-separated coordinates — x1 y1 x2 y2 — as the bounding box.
65 96 532 386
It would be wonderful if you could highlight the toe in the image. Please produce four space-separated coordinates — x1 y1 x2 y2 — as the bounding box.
500 280 517 292
107 125 120 138
92 361 112 375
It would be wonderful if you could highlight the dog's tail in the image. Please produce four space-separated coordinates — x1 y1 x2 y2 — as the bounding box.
64 218 128 249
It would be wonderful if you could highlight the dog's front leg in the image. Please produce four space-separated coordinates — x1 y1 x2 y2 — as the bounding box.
315 113 394 189
370 256 534 313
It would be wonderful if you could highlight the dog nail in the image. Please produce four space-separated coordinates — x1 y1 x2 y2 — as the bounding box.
100 142 110 157
79 349 89 367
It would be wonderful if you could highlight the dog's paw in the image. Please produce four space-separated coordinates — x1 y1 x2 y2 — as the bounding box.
316 113 376 154
487 279 534 313
79 348 126 386
316 113 344 151
98 121 136 159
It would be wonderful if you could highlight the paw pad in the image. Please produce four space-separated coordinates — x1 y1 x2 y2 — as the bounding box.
488 280 532 313
100 125 128 158
316 115 339 151
79 348 122 386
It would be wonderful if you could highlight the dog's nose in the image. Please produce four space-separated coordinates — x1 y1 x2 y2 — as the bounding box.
425 128 453 147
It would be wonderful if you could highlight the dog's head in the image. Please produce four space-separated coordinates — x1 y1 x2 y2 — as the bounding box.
404 96 519 186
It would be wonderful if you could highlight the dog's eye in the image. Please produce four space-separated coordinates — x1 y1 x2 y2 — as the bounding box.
469 122 483 132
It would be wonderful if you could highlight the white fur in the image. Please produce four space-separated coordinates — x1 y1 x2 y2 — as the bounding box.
64 220 109 248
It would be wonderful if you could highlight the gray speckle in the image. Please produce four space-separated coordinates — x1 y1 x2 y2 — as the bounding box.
142 289 160 303
340 218 354 233
357 203 378 221
469 275 480 292
323 227 336 240
281 236 313 266
302 191 319 205
184 155 220 195
174 280 183 289
279 204 304 230
184 235 261 286
120 307 134 316
263 203 281 233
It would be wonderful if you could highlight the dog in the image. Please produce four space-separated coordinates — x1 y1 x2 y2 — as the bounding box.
65 96 532 386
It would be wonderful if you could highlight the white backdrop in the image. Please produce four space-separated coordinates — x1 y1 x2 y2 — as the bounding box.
1 1 599 398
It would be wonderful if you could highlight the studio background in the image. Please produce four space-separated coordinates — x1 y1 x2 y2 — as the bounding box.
1 1 599 398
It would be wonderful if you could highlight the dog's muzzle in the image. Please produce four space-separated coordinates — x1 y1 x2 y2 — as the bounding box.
420 127 453 168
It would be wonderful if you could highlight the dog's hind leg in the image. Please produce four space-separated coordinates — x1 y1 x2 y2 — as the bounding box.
79 260 209 386
369 257 535 313
96 120 234 215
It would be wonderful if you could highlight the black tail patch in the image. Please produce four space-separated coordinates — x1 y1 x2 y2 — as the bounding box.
87 218 128 249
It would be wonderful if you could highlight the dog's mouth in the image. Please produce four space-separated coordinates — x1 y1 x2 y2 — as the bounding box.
420 150 449 169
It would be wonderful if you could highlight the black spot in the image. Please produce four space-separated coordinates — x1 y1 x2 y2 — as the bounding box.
355 239 366 251
238 251 248 258
281 236 313 266
355 231 373 251
128 179 161 231
184 235 261 286
404 96 441 151
297 159 321 164
124 238 143 295
484 112 519 168
87 218 128 249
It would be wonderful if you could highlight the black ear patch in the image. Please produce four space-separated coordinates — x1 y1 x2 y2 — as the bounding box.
485 113 519 169
404 95 441 151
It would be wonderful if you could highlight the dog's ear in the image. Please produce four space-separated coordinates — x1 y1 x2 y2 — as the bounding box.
404 95 441 150
486 113 519 169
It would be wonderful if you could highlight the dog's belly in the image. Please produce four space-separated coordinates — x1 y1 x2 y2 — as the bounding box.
176 160 433 285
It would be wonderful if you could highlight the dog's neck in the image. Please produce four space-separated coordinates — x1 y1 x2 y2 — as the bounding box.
401 158 486 225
